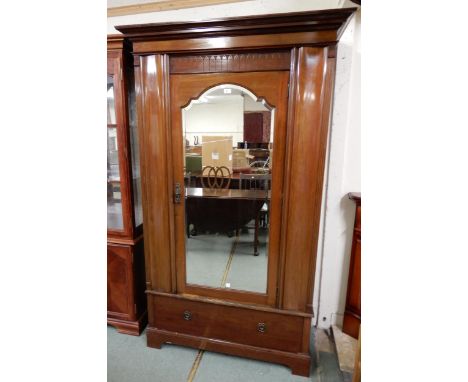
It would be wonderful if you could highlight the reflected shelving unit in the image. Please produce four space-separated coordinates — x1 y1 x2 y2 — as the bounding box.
107 35 146 335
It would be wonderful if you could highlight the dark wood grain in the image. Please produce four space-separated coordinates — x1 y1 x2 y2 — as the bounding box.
107 240 147 335
151 293 304 352
132 31 337 54
116 8 356 41
117 9 355 54
107 244 133 319
343 194 361 339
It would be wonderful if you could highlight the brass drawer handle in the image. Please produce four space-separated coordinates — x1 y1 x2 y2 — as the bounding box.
183 310 192 321
257 322 266 333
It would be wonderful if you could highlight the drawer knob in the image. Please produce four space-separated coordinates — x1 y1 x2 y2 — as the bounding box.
257 322 266 333
183 310 192 321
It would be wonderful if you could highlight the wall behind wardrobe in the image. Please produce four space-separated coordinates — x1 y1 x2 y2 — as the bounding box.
108 0 361 330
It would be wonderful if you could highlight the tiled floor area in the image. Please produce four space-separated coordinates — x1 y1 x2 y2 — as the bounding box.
108 325 352 382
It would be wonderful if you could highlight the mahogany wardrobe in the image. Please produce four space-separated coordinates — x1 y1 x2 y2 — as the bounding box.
116 8 356 376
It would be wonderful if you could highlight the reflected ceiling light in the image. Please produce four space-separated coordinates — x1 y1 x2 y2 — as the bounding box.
223 88 232 94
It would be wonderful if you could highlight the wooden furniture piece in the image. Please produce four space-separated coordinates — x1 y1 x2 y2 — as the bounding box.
244 112 264 142
107 36 147 335
117 7 356 375
239 173 271 254
185 187 266 243
343 192 361 339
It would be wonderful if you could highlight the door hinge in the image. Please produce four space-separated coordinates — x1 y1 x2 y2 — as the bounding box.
174 182 181 204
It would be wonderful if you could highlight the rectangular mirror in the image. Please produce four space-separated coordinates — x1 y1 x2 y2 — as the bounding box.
182 84 274 293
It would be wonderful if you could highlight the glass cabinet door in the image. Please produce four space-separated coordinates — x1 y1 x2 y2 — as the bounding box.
128 77 143 228
107 74 124 230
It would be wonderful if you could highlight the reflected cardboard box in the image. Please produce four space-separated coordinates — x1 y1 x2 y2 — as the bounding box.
201 135 233 172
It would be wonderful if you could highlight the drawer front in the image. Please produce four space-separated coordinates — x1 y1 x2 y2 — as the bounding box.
152 295 304 353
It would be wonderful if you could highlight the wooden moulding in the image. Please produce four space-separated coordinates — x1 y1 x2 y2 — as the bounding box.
132 31 335 54
147 290 313 318
108 313 148 336
116 8 356 54
116 8 356 41
107 234 143 246
137 54 175 294
279 46 331 312
147 328 311 376
107 34 124 50
169 51 291 74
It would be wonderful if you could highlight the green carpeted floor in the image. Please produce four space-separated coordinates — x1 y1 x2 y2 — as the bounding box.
107 325 349 382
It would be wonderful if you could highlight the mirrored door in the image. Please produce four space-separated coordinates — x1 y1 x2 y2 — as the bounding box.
171 71 289 306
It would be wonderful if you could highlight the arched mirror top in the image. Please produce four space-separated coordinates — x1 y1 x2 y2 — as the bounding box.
181 82 277 294
183 83 275 112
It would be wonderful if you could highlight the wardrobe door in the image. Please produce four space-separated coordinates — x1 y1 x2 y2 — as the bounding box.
170 70 289 307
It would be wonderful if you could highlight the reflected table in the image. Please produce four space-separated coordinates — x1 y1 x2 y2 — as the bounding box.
185 187 270 255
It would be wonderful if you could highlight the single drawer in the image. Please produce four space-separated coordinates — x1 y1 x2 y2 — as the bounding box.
152 294 306 353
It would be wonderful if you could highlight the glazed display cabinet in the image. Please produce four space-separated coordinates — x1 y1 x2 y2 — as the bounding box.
116 7 356 374
107 36 146 335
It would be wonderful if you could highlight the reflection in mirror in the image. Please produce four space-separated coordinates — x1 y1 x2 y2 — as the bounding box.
183 84 274 293
107 75 123 230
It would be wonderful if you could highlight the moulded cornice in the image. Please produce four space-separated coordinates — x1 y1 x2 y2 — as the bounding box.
115 7 357 43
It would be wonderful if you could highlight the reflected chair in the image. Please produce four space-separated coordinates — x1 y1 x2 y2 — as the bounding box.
239 173 271 256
